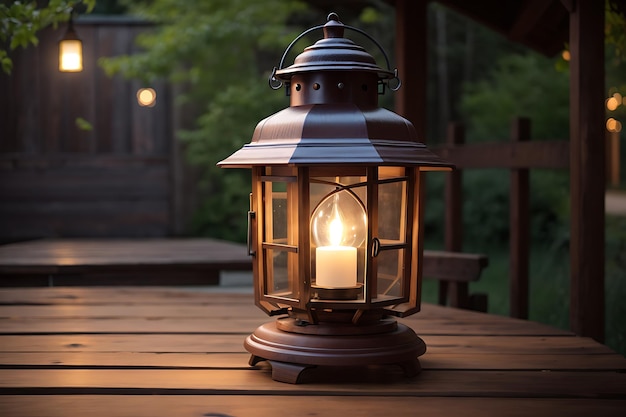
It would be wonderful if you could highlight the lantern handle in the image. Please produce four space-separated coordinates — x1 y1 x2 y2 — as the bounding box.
269 14 400 91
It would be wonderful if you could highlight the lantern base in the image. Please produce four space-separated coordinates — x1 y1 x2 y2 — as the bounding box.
244 319 426 384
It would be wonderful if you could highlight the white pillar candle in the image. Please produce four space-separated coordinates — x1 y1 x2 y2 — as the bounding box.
316 246 357 288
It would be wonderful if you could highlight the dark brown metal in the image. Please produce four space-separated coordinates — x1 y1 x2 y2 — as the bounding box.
218 13 452 170
245 320 426 384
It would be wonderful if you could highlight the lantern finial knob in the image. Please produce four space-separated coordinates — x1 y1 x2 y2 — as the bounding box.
324 12 344 38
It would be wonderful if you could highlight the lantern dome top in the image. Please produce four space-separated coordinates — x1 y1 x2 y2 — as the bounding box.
218 13 453 170
273 13 395 83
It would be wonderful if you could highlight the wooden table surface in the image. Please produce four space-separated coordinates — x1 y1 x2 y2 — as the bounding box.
0 286 624 416
0 239 252 286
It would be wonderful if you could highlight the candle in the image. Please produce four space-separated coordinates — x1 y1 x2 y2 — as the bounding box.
316 245 357 288
315 214 357 288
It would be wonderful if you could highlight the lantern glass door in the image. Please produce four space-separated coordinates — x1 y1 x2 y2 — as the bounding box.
261 169 299 303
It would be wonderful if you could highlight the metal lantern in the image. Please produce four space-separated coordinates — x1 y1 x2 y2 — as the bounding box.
218 13 452 384
59 11 83 72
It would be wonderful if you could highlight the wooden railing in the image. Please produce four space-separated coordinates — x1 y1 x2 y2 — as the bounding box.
432 118 570 320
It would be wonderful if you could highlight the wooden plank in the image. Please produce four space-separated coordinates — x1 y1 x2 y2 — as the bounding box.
423 250 488 283
0 240 251 284
0 304 264 319
1 396 625 417
0 288 570 336
39 26 63 153
1 350 623 371
0 287 254 305
568 0 605 342
0 334 615 355
64 24 96 154
509 118 530 319
0 352 251 369
0 316 573 336
0 155 173 240
108 26 134 153
0 239 250 269
431 140 570 169
1 369 625 398
0 317 266 334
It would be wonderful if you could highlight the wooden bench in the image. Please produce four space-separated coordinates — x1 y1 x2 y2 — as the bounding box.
423 250 489 311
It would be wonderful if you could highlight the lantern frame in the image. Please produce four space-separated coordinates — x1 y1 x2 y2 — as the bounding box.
248 164 432 323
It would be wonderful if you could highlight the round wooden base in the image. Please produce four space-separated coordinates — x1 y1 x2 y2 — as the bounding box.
245 319 426 384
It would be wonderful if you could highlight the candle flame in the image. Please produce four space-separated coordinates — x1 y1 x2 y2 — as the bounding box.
329 217 343 246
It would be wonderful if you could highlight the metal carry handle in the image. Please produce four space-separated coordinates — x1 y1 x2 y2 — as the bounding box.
269 13 400 91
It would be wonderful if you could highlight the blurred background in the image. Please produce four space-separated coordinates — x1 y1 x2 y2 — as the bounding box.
1 0 624 354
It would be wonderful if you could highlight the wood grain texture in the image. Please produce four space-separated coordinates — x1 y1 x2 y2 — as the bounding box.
0 287 624 416
0 19 173 241
1 396 624 417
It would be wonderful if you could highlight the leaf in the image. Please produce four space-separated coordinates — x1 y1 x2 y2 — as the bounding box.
75 117 93 131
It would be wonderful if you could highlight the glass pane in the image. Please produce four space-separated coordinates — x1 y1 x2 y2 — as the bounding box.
267 181 288 244
310 176 367 299
265 249 298 299
378 179 407 243
376 248 405 298
262 178 298 301
375 168 408 302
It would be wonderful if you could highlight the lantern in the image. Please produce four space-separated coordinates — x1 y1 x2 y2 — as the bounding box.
218 13 452 384
59 12 83 72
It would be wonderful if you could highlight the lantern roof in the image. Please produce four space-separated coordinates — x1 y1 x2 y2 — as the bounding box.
218 13 452 170
218 104 450 168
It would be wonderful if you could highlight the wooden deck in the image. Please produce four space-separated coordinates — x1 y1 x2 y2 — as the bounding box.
0 286 624 416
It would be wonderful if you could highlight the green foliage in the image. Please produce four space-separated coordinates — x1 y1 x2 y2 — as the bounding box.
75 116 93 131
606 0 626 65
100 0 305 241
605 215 626 355
180 79 289 241
0 0 95 74
444 53 570 250
462 53 570 142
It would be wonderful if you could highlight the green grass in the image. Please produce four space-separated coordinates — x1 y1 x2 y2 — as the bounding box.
422 215 626 357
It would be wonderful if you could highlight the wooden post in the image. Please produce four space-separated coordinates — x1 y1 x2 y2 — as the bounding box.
394 0 427 139
569 0 605 342
510 118 530 319
443 122 467 308
606 129 620 187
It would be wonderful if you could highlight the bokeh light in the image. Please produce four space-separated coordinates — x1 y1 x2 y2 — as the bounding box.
136 88 157 107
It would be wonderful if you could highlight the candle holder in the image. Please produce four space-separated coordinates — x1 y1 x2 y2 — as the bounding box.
218 13 452 384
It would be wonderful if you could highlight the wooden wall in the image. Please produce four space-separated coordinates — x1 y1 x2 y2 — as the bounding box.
0 17 175 242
